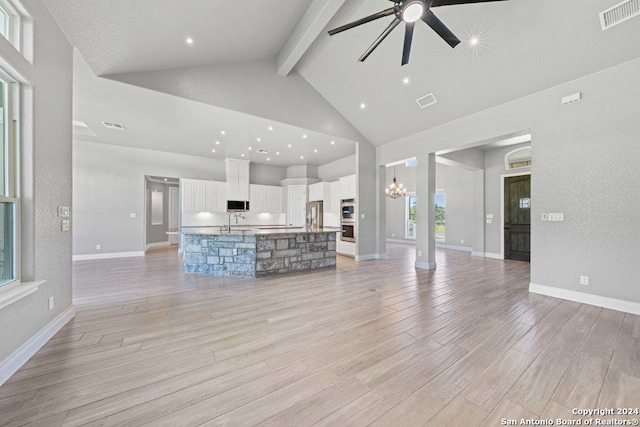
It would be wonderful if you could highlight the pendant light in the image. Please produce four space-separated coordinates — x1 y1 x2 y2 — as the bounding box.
386 166 407 199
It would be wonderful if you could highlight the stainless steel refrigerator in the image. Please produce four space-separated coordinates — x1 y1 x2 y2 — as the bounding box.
306 201 323 229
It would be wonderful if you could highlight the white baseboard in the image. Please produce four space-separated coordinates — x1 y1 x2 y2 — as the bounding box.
436 244 472 253
355 253 386 261
415 261 437 270
0 306 75 386
529 283 640 316
484 252 504 260
145 241 170 251
72 251 145 261
386 239 416 245
471 251 485 258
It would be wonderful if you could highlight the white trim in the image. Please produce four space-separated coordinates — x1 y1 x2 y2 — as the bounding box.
0 306 75 386
529 283 640 316
471 251 485 258
0 280 44 310
484 252 504 260
145 241 170 251
386 238 416 245
415 261 437 270
504 146 532 171
72 251 145 261
355 253 385 261
500 172 531 259
436 244 472 252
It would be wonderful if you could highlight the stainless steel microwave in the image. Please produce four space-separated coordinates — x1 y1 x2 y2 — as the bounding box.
227 200 250 212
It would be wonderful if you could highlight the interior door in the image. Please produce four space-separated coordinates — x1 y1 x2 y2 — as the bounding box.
168 187 180 245
504 175 531 262
288 185 307 227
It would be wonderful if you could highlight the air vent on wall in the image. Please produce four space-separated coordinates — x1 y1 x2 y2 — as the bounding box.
256 149 269 154
600 0 640 30
416 93 438 109
102 121 126 130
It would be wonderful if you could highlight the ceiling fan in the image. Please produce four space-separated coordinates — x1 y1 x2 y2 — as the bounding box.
328 0 508 66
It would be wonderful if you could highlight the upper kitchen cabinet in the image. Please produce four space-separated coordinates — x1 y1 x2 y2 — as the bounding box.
226 158 250 201
250 184 283 214
308 182 332 212
339 174 356 200
181 179 226 213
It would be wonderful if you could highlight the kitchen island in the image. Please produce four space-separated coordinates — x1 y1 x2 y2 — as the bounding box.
182 227 339 278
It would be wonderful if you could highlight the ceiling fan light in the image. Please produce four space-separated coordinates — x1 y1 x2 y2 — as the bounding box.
402 2 425 23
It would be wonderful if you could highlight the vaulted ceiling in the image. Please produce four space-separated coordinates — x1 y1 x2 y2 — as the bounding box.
44 0 640 164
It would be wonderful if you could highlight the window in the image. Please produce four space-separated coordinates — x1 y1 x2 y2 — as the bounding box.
435 190 446 243
405 193 416 239
0 69 18 287
505 146 532 170
0 0 33 62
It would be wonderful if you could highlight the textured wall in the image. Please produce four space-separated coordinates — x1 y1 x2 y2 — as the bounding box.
317 154 356 182
0 0 73 362
378 57 640 304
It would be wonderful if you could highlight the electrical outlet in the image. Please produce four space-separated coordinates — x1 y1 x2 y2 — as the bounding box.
392 233 395 237
58 206 70 218
96 244 101 250
418 251 422 257
360 213 365 219
460 240 464 244
486 219 492 224
48 296 54 310
580 276 589 286
61 220 70 232
130 213 137 218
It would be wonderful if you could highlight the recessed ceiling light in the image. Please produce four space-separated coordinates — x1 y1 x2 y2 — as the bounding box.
302 134 307 139
257 138 261 142
267 158 271 161
268 126 273 131
331 141 335 145
276 152 280 155
220 130 226 135
186 37 194 45
403 77 410 85
300 156 304 159
241 154 245 157
248 147 252 150
314 149 318 153
215 141 220 145
288 144 292 148
470 37 479 46
359 102 367 110
211 149 216 153
164 178 168 181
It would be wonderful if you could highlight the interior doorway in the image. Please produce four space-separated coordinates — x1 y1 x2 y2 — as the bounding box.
503 174 531 261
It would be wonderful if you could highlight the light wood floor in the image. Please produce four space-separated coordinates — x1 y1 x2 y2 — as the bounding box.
1 244 639 426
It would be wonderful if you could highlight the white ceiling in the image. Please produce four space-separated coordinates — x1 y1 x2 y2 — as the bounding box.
42 0 314 76
45 0 640 162
72 52 355 168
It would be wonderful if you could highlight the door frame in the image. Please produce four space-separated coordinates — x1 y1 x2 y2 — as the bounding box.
500 172 531 259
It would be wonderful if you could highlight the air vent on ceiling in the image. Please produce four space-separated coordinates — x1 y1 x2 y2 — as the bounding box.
416 93 438 109
256 149 269 154
102 121 126 130
600 0 640 30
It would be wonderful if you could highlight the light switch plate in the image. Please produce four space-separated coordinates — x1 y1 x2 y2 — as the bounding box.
360 213 365 219
486 219 493 224
130 213 137 218
61 220 70 232
58 206 70 218
541 213 548 221
486 214 494 219
549 213 565 222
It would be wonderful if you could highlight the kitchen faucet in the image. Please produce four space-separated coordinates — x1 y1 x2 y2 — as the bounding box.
221 212 245 233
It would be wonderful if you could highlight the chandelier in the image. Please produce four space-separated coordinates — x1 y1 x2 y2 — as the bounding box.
385 167 407 199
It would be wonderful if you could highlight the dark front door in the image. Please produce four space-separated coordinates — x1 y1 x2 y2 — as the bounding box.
504 175 531 262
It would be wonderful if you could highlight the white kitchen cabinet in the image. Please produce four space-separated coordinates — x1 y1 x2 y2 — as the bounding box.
181 179 226 213
339 174 356 200
226 158 250 201
331 181 341 217
309 182 332 212
250 184 283 214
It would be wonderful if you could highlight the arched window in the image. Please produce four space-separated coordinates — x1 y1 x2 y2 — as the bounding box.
505 146 531 170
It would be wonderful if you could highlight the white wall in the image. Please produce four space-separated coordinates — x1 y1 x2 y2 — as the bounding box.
378 57 640 305
0 0 73 363
318 154 355 182
385 164 415 241
73 141 225 256
250 163 286 186
436 163 474 249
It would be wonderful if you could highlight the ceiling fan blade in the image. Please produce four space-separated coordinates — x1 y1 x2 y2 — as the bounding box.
402 22 415 66
359 17 401 62
328 8 395 36
432 0 508 6
422 10 461 48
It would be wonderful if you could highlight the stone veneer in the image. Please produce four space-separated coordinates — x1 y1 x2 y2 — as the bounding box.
182 231 336 278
